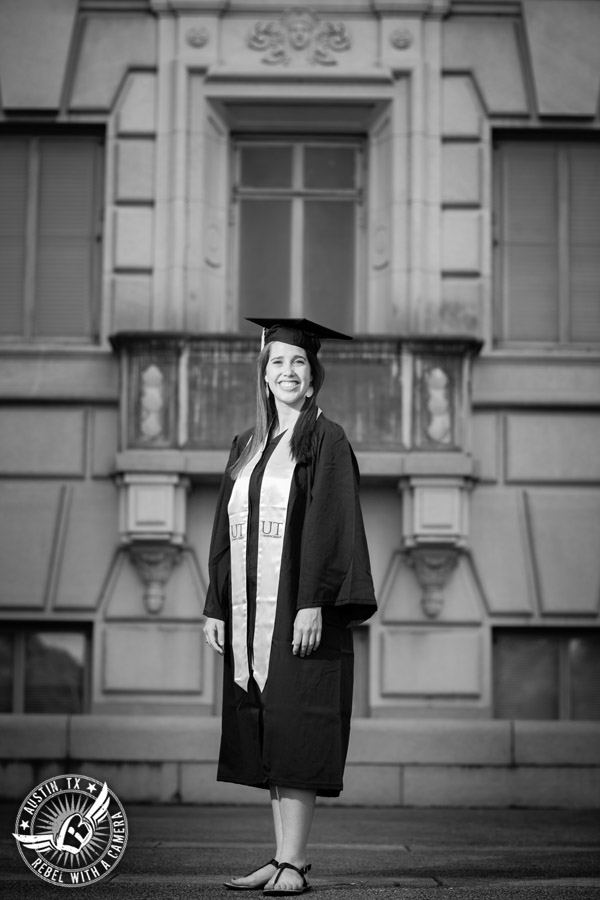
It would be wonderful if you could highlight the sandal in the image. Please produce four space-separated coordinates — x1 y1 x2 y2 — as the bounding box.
224 858 279 891
263 862 312 895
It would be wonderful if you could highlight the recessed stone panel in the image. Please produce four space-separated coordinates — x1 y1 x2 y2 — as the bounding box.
527 490 600 616
524 0 600 116
442 211 482 274
54 483 118 610
442 76 483 138
443 19 529 115
442 143 482 206
91 408 118 478
116 73 157 135
113 208 154 271
70 15 156 111
506 414 600 483
0 483 61 608
102 625 203 693
381 628 482 697
0 0 78 109
0 407 85 476
440 279 483 337
472 412 499 483
111 275 152 331
115 140 155 202
470 488 535 615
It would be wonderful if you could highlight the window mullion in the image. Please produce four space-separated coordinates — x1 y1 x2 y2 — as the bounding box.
91 141 103 340
13 633 25 713
559 637 571 721
24 139 40 340
497 146 510 342
290 145 303 316
557 144 570 344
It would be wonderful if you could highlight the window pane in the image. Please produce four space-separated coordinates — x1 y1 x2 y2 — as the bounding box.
303 200 354 333
569 635 600 720
493 632 559 719
569 145 600 341
0 140 28 335
570 246 600 341
24 632 85 713
304 147 356 190
497 143 559 342
504 246 559 341
569 144 600 244
35 139 98 338
238 200 291 328
0 635 14 712
240 146 292 189
502 144 557 244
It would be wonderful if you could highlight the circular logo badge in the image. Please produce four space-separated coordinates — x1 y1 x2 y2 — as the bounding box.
12 774 128 888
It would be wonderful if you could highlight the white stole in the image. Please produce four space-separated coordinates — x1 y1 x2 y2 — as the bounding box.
228 429 296 691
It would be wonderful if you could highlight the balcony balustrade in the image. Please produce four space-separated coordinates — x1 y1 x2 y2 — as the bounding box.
110 332 482 464
110 331 483 617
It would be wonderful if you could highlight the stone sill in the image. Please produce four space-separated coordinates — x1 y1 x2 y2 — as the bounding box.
2 715 599 767
115 451 477 480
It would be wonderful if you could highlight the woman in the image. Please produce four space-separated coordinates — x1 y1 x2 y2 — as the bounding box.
204 318 377 895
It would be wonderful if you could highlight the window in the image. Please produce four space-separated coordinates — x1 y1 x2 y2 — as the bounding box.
493 136 600 345
233 138 364 333
0 130 104 342
0 626 90 713
493 629 600 720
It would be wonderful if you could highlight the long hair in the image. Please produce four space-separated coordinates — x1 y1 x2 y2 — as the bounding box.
229 343 325 479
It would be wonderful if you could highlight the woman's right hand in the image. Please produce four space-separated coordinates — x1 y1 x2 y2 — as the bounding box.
204 617 225 655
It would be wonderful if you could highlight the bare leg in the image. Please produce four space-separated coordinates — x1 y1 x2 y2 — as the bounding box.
224 787 280 888
227 788 283 888
265 786 316 891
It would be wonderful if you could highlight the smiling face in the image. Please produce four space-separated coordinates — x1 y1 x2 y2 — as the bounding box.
265 341 313 413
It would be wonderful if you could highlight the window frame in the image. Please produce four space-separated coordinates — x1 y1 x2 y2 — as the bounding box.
0 623 92 714
0 125 105 346
492 626 600 721
230 134 366 330
492 130 600 350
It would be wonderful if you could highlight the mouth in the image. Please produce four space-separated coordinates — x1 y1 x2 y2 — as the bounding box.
278 381 299 390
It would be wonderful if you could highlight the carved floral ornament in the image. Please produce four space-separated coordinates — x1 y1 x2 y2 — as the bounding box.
186 26 210 48
390 28 413 50
408 546 460 619
247 7 351 67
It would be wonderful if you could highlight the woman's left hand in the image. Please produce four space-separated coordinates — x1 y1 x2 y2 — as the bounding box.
292 607 322 657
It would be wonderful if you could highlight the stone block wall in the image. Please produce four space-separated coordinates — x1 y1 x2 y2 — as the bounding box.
1 716 598 809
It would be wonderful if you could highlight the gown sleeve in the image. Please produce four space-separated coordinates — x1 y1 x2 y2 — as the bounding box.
203 436 240 621
296 422 377 625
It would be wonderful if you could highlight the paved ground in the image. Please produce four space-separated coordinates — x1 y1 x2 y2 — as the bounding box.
1 802 599 899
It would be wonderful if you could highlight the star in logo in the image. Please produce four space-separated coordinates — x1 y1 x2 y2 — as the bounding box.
86 783 97 794
19 820 29 831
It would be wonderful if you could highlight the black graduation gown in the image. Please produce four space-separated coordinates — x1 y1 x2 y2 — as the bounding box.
204 414 377 797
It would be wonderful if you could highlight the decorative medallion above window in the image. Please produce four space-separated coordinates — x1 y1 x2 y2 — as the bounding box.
247 7 351 67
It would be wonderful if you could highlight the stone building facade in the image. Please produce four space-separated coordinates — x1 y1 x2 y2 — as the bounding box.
1 0 599 806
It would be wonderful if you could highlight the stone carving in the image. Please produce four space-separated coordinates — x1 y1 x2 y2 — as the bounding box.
409 546 459 618
205 221 223 269
390 28 413 50
128 544 182 615
423 366 452 445
186 26 210 49
247 7 351 66
140 364 164 441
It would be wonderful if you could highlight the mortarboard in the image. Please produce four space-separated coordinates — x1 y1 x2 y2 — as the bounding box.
246 317 353 355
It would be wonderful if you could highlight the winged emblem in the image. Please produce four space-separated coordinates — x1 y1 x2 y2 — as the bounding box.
13 782 111 856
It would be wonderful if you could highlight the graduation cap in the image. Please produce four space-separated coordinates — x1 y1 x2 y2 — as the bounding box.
246 317 353 355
